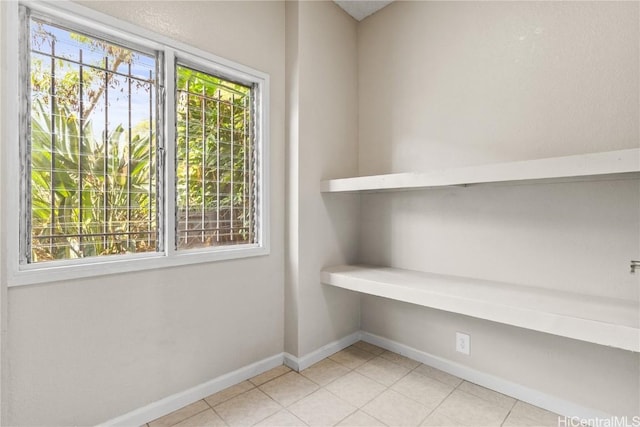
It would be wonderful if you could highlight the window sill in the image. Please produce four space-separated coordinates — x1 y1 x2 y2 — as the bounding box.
8 244 269 287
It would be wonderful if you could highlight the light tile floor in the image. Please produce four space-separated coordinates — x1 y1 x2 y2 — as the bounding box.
146 341 561 427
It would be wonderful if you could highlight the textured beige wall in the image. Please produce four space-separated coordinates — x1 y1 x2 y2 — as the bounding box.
359 1 639 175
0 2 7 424
286 0 361 357
5 1 285 425
284 0 300 357
357 0 640 417
4 0 638 423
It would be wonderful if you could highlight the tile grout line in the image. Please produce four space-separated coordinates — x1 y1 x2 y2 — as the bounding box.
203 384 256 410
265 361 358 426
309 352 387 411
242 365 312 423
246 387 286 426
333 343 419 427
200 364 294 424
319 343 393 426
164 404 214 427
298 351 368 425
166 344 458 427
384 367 452 411
281 408 310 427
347 344 417 389
456 379 521 412
355 383 395 427
329 344 431 401
359 409 391 427
330 405 360 427
299 358 355 388
207 401 231 427
323 375 390 427
321 377 380 413
251 366 293 387
259 373 321 410
417 378 460 426
203 367 293 427
499 399 519 427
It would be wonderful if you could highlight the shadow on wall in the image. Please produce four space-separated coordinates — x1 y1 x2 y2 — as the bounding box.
358 179 640 300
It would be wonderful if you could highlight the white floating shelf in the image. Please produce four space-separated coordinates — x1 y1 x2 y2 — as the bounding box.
321 149 640 193
321 265 640 352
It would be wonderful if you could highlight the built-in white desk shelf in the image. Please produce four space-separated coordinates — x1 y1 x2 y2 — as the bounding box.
321 149 640 193
321 265 640 352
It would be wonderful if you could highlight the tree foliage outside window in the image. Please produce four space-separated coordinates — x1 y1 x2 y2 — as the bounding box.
175 65 256 250
28 17 158 263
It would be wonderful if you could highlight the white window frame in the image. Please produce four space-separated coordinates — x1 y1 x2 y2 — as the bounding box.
2 0 270 287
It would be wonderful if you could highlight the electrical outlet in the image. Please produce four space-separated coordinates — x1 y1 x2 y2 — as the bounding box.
456 332 470 355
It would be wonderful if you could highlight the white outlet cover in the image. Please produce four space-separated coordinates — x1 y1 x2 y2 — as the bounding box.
456 332 470 355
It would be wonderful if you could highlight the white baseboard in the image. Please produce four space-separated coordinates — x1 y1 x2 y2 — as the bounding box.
284 331 361 371
99 353 284 427
101 331 611 426
360 331 613 422
101 333 360 426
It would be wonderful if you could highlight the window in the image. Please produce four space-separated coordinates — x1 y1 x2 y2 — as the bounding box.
175 65 256 250
8 3 269 285
26 16 160 263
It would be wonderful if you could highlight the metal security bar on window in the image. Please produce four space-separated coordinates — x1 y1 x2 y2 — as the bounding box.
26 16 159 263
175 65 256 249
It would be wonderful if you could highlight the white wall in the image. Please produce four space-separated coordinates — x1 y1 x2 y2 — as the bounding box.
285 0 361 358
4 1 285 425
358 1 639 417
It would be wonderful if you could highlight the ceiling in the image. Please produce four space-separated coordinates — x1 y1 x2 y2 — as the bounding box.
334 0 394 21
